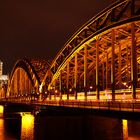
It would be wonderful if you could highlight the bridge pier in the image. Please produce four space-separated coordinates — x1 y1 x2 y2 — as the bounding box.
1 102 33 117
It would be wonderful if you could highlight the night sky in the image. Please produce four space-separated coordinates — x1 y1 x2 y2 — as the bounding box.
0 0 116 74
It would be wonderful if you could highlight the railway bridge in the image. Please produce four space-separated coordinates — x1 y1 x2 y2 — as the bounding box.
1 0 140 113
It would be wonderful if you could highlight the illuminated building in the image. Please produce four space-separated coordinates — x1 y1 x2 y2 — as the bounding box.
0 60 8 98
0 60 3 76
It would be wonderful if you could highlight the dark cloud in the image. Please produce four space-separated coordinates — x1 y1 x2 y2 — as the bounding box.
0 0 116 74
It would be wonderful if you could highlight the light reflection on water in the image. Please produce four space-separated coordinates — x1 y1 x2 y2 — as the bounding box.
21 113 34 140
0 119 4 140
122 119 128 140
0 105 4 118
0 110 140 140
0 105 4 140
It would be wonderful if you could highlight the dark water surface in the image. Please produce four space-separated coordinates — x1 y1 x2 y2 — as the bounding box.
0 111 140 140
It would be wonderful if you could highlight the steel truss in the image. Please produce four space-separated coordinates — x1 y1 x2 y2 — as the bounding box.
43 0 140 100
7 59 50 100
7 0 140 101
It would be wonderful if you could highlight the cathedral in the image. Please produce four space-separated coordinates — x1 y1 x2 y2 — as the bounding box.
0 60 8 97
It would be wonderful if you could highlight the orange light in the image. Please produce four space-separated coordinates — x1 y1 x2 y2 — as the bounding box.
122 119 128 139
0 105 4 117
21 113 34 140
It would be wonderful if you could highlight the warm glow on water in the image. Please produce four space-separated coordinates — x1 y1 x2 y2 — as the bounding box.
0 105 4 117
0 119 4 140
122 119 128 140
21 113 34 140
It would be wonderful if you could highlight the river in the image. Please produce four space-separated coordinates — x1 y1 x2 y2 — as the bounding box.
0 106 140 140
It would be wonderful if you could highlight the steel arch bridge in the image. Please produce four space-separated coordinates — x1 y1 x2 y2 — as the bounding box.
4 0 140 102
7 59 50 100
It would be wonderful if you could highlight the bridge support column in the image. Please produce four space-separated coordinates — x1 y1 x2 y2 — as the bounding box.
96 38 100 100
106 52 108 92
25 73 28 100
84 45 88 100
118 44 122 89
111 29 115 101
49 90 51 100
102 62 105 90
54 80 56 100
16 69 19 98
19 69 22 97
59 70 62 100
131 23 137 99
66 61 69 100
74 53 78 100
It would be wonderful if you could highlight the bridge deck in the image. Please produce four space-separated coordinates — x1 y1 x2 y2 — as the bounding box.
2 99 140 113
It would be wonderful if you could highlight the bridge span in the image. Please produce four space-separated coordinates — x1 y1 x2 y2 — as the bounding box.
1 0 140 112
1 99 140 116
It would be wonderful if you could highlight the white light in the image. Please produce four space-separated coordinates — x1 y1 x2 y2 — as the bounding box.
90 86 93 89
0 75 8 80
69 88 72 92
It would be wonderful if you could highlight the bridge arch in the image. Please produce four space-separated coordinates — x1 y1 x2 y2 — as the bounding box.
8 59 50 100
42 0 140 101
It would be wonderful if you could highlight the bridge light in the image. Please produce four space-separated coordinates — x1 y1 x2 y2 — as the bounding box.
39 85 43 93
20 112 23 116
69 88 72 92
90 86 93 90
122 93 126 100
123 82 127 86
108 94 111 100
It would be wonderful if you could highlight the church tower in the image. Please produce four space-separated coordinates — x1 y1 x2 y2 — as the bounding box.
0 60 3 76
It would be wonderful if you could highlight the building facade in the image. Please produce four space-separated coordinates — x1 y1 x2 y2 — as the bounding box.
0 60 8 98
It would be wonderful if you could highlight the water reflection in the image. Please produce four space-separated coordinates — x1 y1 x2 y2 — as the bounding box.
0 105 4 140
122 119 128 140
0 116 20 140
1 110 140 140
34 115 124 140
128 120 140 140
21 113 34 140
0 105 4 118
0 119 4 140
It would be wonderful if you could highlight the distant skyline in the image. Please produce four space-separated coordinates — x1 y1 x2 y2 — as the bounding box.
0 0 116 74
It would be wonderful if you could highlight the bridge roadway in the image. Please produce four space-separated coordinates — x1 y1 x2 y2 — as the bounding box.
1 99 140 114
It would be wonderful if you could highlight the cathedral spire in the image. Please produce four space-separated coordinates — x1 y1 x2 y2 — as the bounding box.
0 60 3 76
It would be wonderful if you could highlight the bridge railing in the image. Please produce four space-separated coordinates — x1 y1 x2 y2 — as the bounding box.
32 99 140 112
1 98 140 112
22 100 140 112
